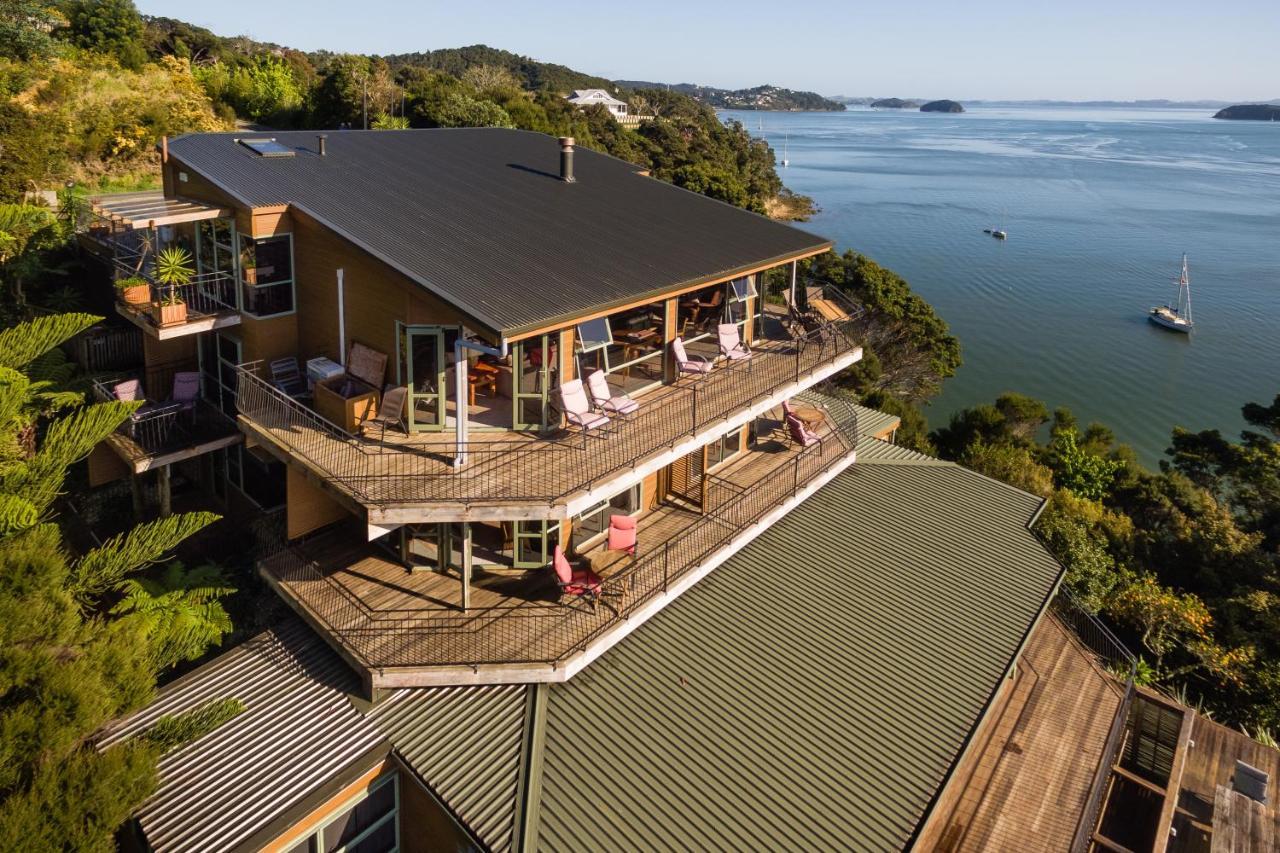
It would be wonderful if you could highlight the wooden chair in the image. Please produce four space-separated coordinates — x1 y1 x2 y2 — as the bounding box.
362 385 408 448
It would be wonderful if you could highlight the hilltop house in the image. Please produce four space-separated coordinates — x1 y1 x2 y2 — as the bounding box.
78 129 1280 851
565 88 628 117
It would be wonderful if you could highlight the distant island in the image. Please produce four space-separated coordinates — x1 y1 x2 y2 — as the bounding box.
921 100 965 113
1213 104 1280 121
870 98 919 109
615 81 845 111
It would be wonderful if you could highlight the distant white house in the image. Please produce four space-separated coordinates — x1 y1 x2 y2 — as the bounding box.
566 89 628 118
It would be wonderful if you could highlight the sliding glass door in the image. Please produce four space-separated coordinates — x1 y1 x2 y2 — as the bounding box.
402 325 447 431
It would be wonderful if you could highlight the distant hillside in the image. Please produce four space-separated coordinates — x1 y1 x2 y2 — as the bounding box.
1213 104 1280 121
920 99 964 113
615 81 844 111
870 98 919 109
383 45 613 92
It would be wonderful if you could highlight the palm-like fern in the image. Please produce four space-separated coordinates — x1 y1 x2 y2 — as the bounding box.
111 561 235 671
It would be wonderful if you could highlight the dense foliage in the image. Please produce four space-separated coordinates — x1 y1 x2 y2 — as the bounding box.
0 313 234 846
932 392 1280 731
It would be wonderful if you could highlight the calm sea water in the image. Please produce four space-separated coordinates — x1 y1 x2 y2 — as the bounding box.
723 106 1280 464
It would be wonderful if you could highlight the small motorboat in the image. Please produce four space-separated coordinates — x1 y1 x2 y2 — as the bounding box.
991 229 1007 240
1149 254 1194 334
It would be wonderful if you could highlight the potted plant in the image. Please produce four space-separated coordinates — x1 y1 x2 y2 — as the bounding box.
114 275 151 306
151 246 194 326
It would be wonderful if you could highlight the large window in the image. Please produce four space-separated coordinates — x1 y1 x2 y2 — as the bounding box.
575 304 664 395
196 218 236 279
199 331 241 416
286 773 398 853
217 445 286 510
571 483 641 551
707 428 743 470
239 234 295 317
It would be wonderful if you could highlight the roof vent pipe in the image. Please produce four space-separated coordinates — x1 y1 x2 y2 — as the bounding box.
559 137 575 183
317 134 327 157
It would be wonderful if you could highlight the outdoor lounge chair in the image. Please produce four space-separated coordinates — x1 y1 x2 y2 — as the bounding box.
786 413 822 448
608 514 638 558
717 323 753 368
672 337 714 379
113 378 142 401
269 357 307 398
586 370 639 417
362 385 408 447
170 372 201 420
558 379 610 443
552 545 602 611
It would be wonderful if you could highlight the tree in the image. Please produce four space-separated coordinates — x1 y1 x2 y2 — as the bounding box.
425 92 514 129
62 0 147 69
0 313 228 846
0 0 64 61
1048 430 1122 501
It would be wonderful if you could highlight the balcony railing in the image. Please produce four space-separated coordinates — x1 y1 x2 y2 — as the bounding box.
261 396 859 671
91 376 239 459
235 311 864 510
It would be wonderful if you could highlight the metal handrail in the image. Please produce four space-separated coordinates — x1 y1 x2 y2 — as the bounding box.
234 313 862 508
261 399 859 670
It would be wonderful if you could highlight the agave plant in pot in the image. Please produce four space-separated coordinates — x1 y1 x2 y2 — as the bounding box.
115 275 151 306
151 246 195 326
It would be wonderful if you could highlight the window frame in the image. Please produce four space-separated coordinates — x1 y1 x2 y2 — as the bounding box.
571 483 642 551
238 233 297 319
284 772 399 853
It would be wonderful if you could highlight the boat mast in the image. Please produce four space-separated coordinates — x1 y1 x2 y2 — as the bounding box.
1180 254 1192 324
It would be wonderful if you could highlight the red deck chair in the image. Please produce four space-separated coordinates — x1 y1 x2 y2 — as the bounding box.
608 514 638 558
552 545 602 610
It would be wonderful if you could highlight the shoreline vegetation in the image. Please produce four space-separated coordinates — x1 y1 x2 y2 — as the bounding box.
1213 104 1280 121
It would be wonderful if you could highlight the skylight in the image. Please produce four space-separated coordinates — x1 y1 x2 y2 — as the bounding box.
239 138 295 158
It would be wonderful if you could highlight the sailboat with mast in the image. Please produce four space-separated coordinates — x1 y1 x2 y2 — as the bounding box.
1149 254 1194 333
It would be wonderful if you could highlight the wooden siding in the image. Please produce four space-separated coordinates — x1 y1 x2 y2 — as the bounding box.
261 762 392 853
287 466 351 541
290 206 475 368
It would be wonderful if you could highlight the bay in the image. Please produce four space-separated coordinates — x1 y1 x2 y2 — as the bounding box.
723 106 1280 464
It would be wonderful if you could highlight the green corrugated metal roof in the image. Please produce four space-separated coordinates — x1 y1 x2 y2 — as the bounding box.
373 685 529 852
851 404 902 440
529 453 1060 851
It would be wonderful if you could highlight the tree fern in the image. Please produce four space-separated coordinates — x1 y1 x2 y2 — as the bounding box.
70 512 219 606
111 562 234 670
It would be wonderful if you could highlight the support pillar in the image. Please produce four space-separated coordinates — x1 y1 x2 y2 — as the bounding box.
460 522 473 612
130 473 145 522
157 464 172 518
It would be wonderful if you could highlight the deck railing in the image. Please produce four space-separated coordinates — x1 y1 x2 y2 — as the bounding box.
262 399 858 670
235 312 863 508
91 376 239 457
1053 590 1138 853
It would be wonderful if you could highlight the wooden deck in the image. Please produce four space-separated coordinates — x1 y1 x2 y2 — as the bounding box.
927 614 1127 851
259 416 857 685
238 328 861 522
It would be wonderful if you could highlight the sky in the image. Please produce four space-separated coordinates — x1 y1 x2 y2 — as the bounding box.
137 0 1280 102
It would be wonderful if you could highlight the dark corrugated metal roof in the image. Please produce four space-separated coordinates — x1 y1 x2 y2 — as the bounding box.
165 129 831 338
101 618 387 853
531 453 1060 850
372 685 528 852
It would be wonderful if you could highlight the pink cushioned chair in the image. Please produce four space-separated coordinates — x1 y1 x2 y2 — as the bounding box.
113 378 142 401
717 323 752 369
558 378 610 445
586 370 639 418
608 514 638 557
171 371 201 420
786 413 823 448
672 337 713 380
552 545 602 611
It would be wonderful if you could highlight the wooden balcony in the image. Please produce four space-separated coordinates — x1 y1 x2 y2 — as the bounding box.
257 409 858 690
114 273 241 340
92 378 242 473
237 322 863 525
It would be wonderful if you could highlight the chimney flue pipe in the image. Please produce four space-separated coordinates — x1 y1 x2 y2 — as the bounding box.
559 137 575 183
318 134 328 157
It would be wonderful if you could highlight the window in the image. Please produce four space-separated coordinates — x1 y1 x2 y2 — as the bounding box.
728 276 757 303
219 445 286 510
239 234 295 317
707 428 743 469
239 138 296 158
200 331 241 416
287 774 398 853
572 483 641 550
576 316 612 353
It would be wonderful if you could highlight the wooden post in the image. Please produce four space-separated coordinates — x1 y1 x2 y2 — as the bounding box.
130 474 146 521
460 523 473 612
789 261 798 311
157 465 172 518
662 296 678 382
